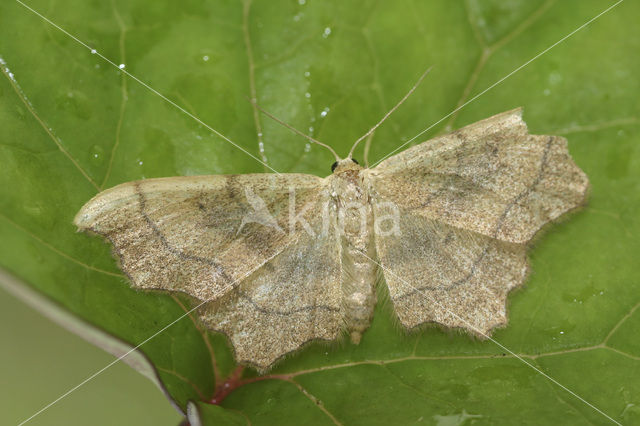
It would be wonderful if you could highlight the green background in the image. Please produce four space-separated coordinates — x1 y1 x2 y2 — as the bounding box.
1 0 638 425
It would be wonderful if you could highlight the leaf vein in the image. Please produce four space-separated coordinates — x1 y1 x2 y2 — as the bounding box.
0 213 123 278
0 59 100 190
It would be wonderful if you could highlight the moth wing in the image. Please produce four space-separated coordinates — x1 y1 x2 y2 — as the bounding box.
371 203 527 333
199 200 343 369
368 108 587 333
369 108 589 244
75 173 327 301
76 173 344 369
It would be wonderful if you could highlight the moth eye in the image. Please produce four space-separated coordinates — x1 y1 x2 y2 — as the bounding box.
331 161 338 172
352 158 359 165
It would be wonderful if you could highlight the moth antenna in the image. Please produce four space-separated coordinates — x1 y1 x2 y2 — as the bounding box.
363 130 375 168
247 96 341 162
348 66 433 159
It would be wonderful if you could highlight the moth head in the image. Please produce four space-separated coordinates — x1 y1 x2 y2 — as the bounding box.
331 158 361 174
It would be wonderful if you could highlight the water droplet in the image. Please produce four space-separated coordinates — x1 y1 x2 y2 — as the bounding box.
95 64 100 69
91 49 97 54
543 88 551 96
322 27 332 38
298 0 306 4
320 107 330 117
308 126 314 133
304 143 311 152
119 63 125 69
293 13 302 22
89 145 104 164
257 132 263 138
304 71 310 77
203 55 209 61
258 141 265 153
305 92 311 98
138 160 144 166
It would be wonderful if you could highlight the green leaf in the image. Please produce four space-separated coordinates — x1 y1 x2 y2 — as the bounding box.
187 401 249 426
1 0 638 425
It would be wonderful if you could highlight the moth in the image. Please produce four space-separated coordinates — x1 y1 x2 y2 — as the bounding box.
75 107 588 370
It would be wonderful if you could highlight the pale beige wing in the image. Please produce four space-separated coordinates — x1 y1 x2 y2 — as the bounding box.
76 173 344 370
199 201 343 370
369 108 589 244
372 208 527 334
74 173 325 301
